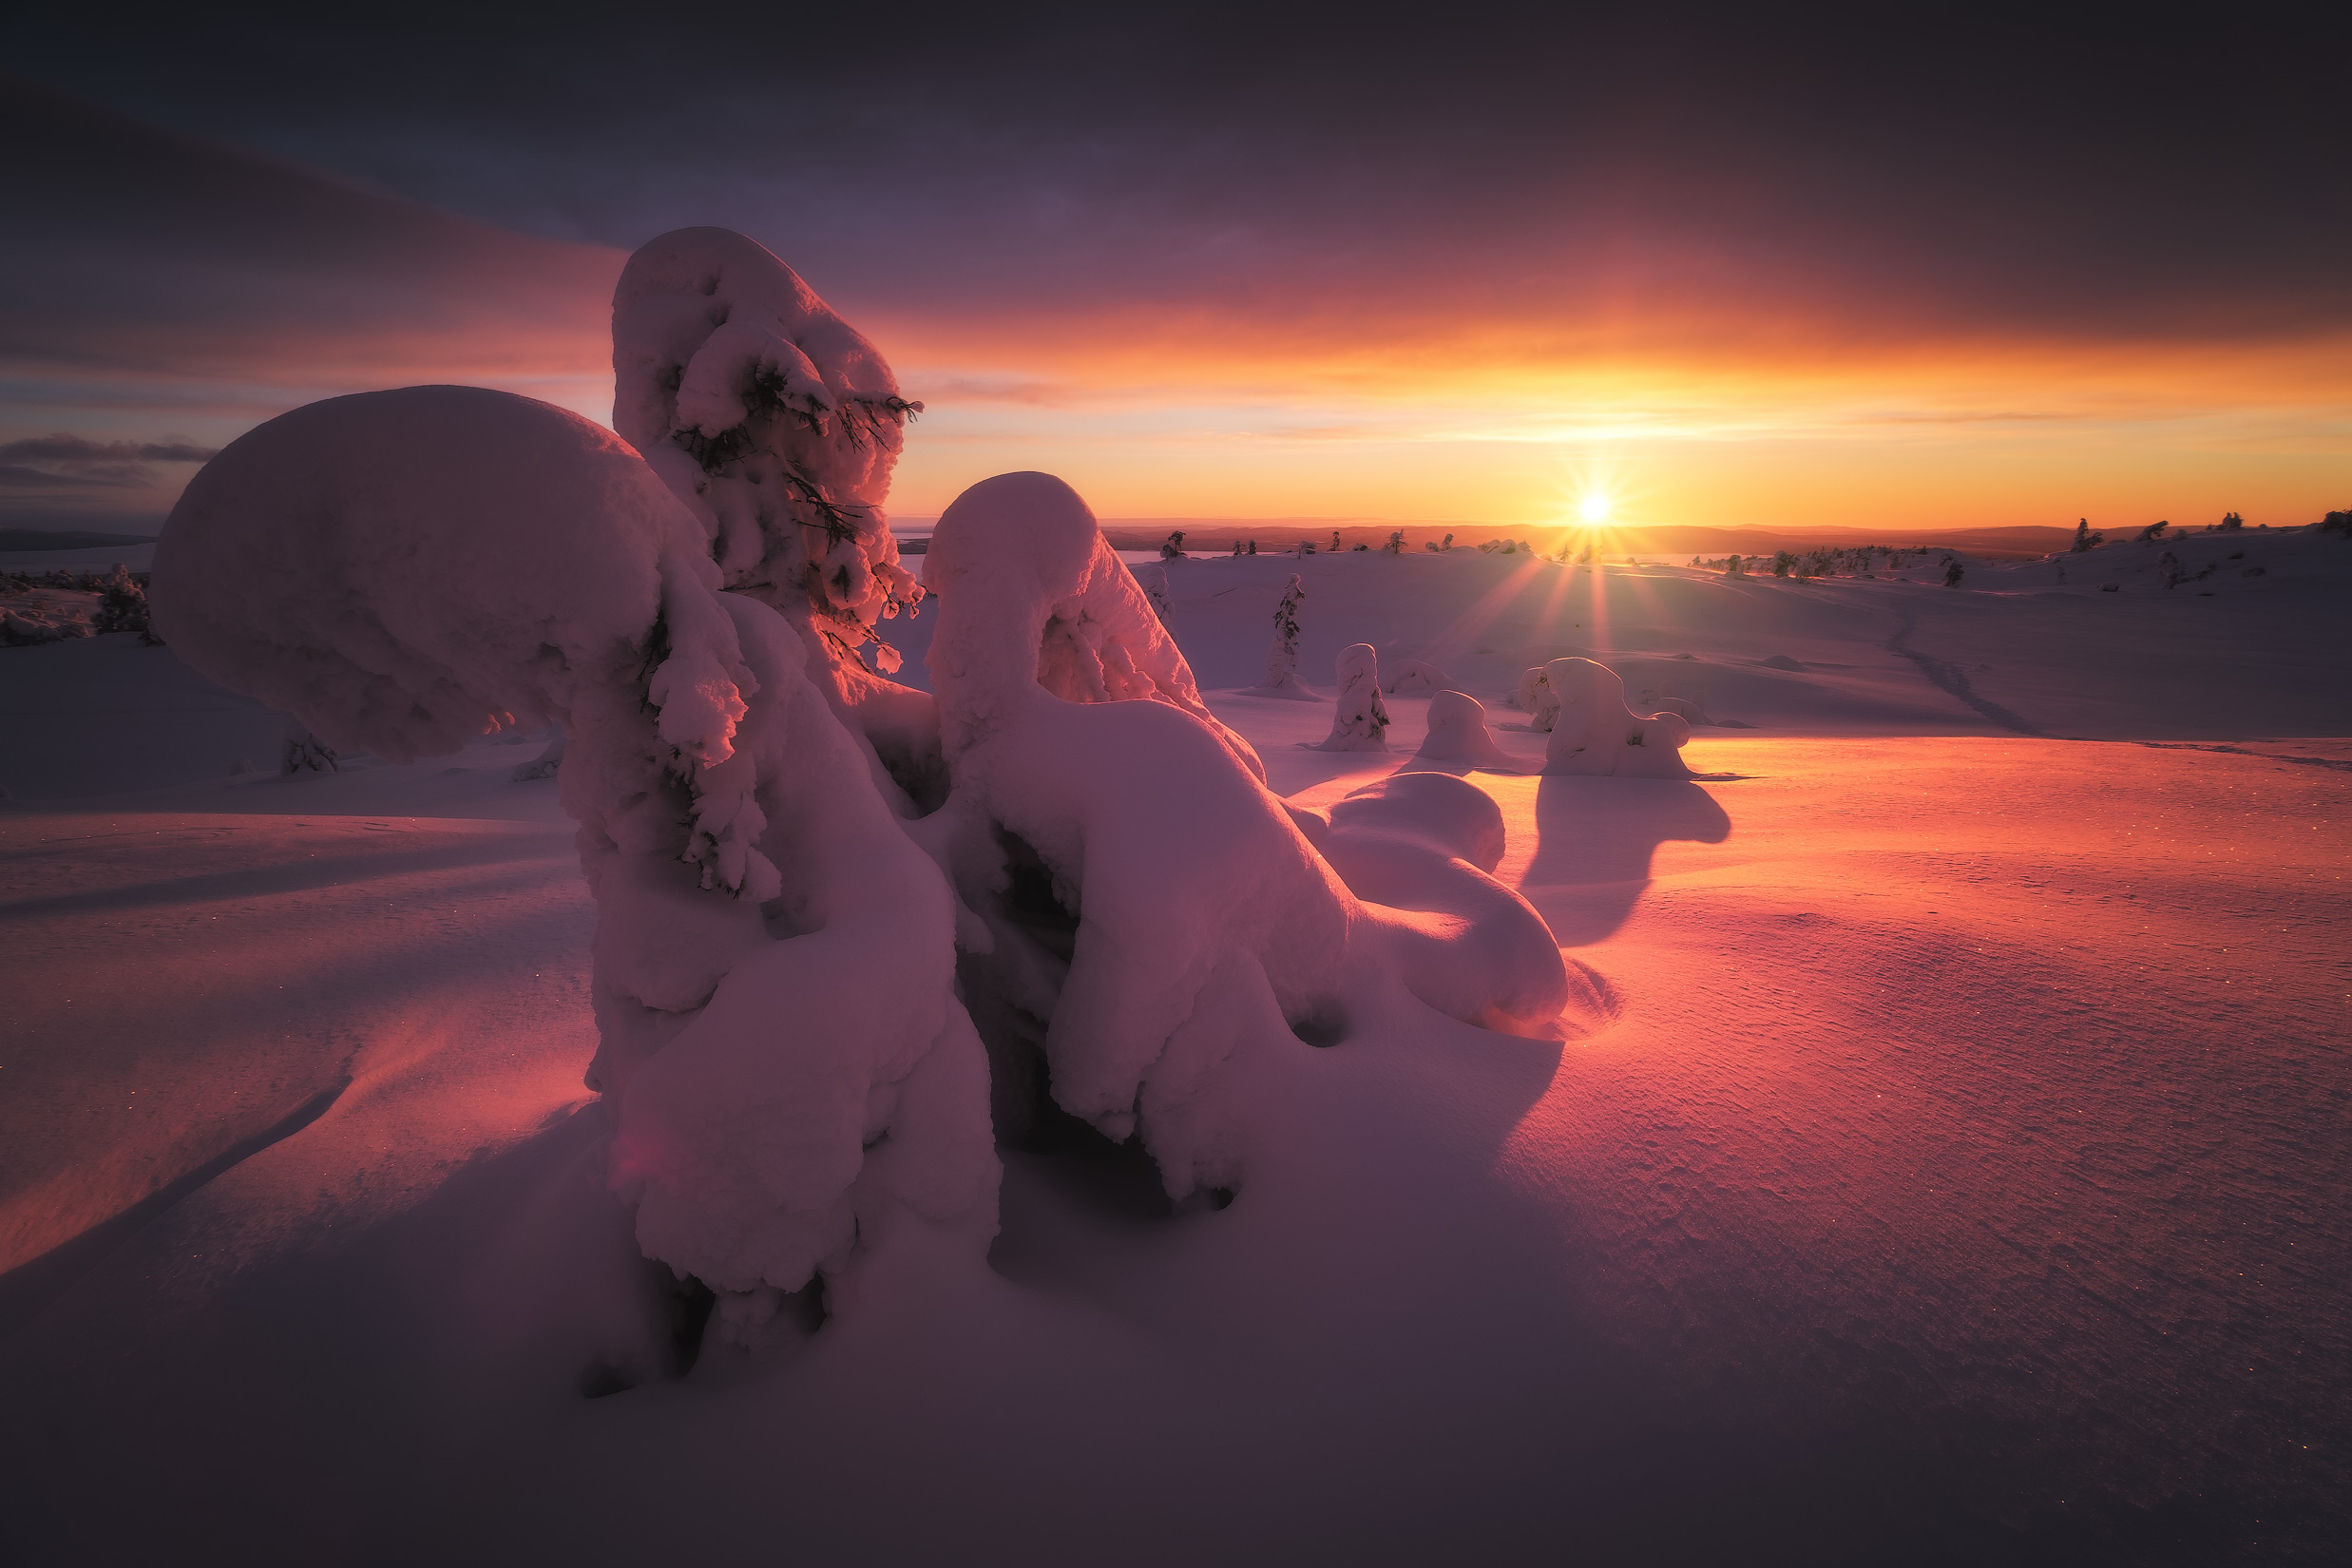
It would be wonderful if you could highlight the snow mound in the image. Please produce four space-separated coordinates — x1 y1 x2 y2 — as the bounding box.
1638 680 1712 724
1542 657 1692 777
1382 658 1448 694
1304 773 1597 1040
1416 689 1512 765
1759 653 1807 672
153 385 996 1310
1310 642 1389 751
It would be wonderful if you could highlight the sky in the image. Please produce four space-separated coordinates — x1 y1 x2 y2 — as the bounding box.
4 2 2346 536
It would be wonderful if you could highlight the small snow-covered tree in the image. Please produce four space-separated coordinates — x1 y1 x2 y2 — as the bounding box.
1725 553 1744 576
1417 689 1510 764
1313 644 1389 751
1143 564 1174 623
281 716 338 774
1386 530 1405 554
2321 509 2352 538
93 564 156 641
1264 574 1307 689
2219 511 2245 531
1943 559 1965 587
2136 520 2170 543
1161 530 1186 560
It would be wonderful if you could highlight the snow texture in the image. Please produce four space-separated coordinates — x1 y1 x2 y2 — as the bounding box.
1541 657 1692 777
1311 642 1390 750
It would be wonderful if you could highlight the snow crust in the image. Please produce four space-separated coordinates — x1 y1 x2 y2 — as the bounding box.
9 513 2352 1562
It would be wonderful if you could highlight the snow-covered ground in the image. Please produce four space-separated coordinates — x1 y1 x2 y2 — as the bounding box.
3 527 2347 1563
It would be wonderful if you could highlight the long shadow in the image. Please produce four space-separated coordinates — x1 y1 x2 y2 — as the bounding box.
1522 776 1731 945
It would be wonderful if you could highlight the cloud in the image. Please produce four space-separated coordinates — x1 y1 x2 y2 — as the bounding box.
0 464 120 488
0 434 217 465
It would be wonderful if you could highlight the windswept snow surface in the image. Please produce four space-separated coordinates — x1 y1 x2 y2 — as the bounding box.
4 528 2350 1564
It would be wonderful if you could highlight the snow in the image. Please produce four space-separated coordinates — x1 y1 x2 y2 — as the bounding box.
5 386 2351 1554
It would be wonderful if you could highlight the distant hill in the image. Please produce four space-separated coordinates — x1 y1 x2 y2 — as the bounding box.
0 528 159 552
1045 519 2079 560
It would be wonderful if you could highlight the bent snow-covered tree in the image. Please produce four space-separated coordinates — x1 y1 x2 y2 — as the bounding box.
922 472 1601 1202
1541 657 1692 777
150 387 997 1337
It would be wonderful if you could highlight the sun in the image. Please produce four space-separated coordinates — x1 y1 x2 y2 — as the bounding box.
1578 493 1613 524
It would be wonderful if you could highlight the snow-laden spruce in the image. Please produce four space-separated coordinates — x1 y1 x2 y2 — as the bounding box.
1311 643 1390 751
1244 573 1319 698
150 386 997 1314
1542 657 1692 777
613 228 939 803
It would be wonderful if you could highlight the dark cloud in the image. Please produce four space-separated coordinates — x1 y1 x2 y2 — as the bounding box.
10 3 2349 347
0 434 217 465
0 464 120 488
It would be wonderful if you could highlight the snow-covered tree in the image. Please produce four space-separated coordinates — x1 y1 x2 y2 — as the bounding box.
151 385 998 1332
2219 511 2245 531
1143 564 1174 623
2135 520 2170 543
1541 658 1691 778
1161 530 1186 560
1261 574 1308 692
610 229 940 806
92 564 155 641
281 716 338 774
1944 559 1965 587
1386 530 1405 555
1417 688 1510 764
1313 644 1390 751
